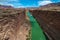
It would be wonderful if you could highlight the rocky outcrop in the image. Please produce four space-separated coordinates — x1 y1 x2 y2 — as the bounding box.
0 8 31 40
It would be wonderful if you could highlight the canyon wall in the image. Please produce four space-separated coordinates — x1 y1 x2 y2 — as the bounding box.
30 10 60 40
0 8 26 40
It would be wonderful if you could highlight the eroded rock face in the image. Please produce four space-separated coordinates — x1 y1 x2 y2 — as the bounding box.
0 14 20 40
30 10 60 40
0 8 31 40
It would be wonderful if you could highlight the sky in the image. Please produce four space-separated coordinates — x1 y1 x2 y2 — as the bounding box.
0 0 60 8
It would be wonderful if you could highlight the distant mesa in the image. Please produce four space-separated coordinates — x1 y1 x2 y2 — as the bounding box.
36 2 60 11
0 2 60 11
0 5 13 8
40 2 60 7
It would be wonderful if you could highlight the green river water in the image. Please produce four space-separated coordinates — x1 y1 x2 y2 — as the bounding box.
27 11 46 40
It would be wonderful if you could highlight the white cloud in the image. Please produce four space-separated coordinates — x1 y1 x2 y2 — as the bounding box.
38 0 52 6
0 0 40 8
0 2 14 6
16 6 25 8
0 1 37 8
0 0 24 8
0 0 18 2
0 0 23 8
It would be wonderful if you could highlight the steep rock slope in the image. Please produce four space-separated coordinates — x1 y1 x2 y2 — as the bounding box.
0 6 31 40
30 10 60 40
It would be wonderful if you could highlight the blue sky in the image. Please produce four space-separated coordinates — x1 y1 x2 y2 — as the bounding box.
0 0 60 8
